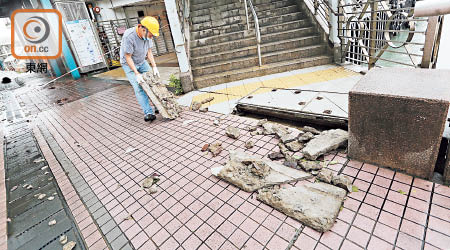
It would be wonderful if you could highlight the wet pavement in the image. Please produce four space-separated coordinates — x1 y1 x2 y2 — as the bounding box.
1 70 450 250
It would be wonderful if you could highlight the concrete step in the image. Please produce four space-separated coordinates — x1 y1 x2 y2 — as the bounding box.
191 2 242 17
191 21 313 49
193 55 333 89
191 0 241 12
191 9 244 24
251 11 304 27
257 5 300 18
254 0 295 12
192 43 325 76
191 35 321 66
192 15 244 32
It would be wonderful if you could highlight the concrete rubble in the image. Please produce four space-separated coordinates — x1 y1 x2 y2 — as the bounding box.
191 101 201 111
211 150 312 192
302 129 348 160
59 235 68 245
226 126 240 139
63 241 76 250
303 126 321 135
332 174 353 192
285 141 303 152
298 132 315 142
299 160 323 171
245 141 254 149
257 182 347 232
141 72 181 119
142 175 160 194
208 142 223 157
268 151 285 160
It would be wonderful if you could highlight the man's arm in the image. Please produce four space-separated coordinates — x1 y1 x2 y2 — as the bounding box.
125 54 139 74
147 48 156 68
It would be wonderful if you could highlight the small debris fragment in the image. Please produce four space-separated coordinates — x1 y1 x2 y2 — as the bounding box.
6 218 11 223
47 196 54 201
24 184 33 190
213 119 220 126
201 97 214 104
268 152 285 160
125 147 137 154
147 186 158 194
208 142 223 157
300 161 323 171
63 241 76 250
41 165 48 170
283 155 298 168
201 144 209 152
257 119 268 126
142 177 160 189
182 119 195 125
11 186 18 192
33 158 45 163
278 142 290 156
317 169 334 183
311 170 320 176
246 126 257 132
250 129 263 136
199 107 208 112
37 194 46 200
298 132 315 142
352 186 359 192
124 214 134 221
226 126 240 139
285 141 304 152
191 101 202 111
59 235 68 245
245 141 254 149
48 219 56 226
44 171 49 175
331 175 353 192
302 126 321 135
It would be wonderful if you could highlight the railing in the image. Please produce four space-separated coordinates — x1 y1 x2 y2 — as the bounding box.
337 0 444 68
244 0 262 66
306 0 333 32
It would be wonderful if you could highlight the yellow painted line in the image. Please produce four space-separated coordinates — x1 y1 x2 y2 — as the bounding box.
190 66 358 108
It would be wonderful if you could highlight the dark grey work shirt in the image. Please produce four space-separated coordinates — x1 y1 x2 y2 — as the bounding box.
119 27 153 66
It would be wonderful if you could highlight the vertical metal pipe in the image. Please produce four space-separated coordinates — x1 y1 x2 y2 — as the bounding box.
244 0 250 30
368 0 377 69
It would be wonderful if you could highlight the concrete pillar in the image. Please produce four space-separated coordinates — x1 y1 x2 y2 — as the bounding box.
164 0 194 93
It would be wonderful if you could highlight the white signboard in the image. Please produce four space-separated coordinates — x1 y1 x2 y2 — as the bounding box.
66 19 103 67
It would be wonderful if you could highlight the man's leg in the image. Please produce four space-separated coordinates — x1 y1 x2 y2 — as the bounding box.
122 63 154 115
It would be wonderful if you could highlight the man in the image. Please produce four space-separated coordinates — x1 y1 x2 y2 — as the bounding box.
120 16 160 122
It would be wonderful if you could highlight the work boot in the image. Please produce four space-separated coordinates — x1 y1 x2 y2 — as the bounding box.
144 114 156 122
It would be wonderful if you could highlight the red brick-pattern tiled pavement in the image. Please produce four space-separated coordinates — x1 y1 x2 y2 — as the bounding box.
0 124 7 250
33 126 109 249
30 84 450 250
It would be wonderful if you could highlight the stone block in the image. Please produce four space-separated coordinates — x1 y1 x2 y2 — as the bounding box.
348 68 450 180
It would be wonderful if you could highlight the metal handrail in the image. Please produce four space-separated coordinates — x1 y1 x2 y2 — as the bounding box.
244 0 262 66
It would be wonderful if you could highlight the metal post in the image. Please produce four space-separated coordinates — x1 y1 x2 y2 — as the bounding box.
244 0 250 30
368 0 377 69
421 16 439 68
329 0 339 45
314 0 318 15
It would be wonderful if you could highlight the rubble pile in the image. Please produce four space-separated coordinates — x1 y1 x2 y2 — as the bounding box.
208 119 352 232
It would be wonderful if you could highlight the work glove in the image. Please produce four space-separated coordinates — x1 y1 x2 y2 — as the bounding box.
152 66 160 78
136 73 145 84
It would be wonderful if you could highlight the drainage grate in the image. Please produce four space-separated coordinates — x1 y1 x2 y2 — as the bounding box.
4 120 86 250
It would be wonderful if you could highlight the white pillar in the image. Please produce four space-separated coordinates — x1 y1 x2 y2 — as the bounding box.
329 0 339 45
164 0 190 73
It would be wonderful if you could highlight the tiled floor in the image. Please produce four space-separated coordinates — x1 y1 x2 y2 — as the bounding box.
26 83 450 250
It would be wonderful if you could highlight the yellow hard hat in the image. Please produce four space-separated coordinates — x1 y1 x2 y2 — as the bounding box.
140 16 160 37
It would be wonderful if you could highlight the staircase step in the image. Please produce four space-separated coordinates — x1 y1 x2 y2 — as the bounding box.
192 15 244 32
257 5 300 18
191 35 321 66
193 44 325 76
193 55 333 89
191 0 241 12
191 9 244 24
191 22 314 49
254 0 295 12
252 11 304 27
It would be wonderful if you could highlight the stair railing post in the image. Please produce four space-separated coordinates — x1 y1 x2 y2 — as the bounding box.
368 0 377 69
314 0 318 15
244 0 250 30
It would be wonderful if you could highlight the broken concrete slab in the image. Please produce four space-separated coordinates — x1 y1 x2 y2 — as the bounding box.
257 182 347 232
141 72 181 119
283 155 298 169
211 150 312 192
280 133 298 144
278 142 290 156
226 126 240 139
209 142 223 157
332 175 353 192
299 160 323 171
317 169 334 183
302 129 348 160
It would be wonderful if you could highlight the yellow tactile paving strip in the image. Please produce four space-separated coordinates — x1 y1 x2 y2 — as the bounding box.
192 66 358 107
